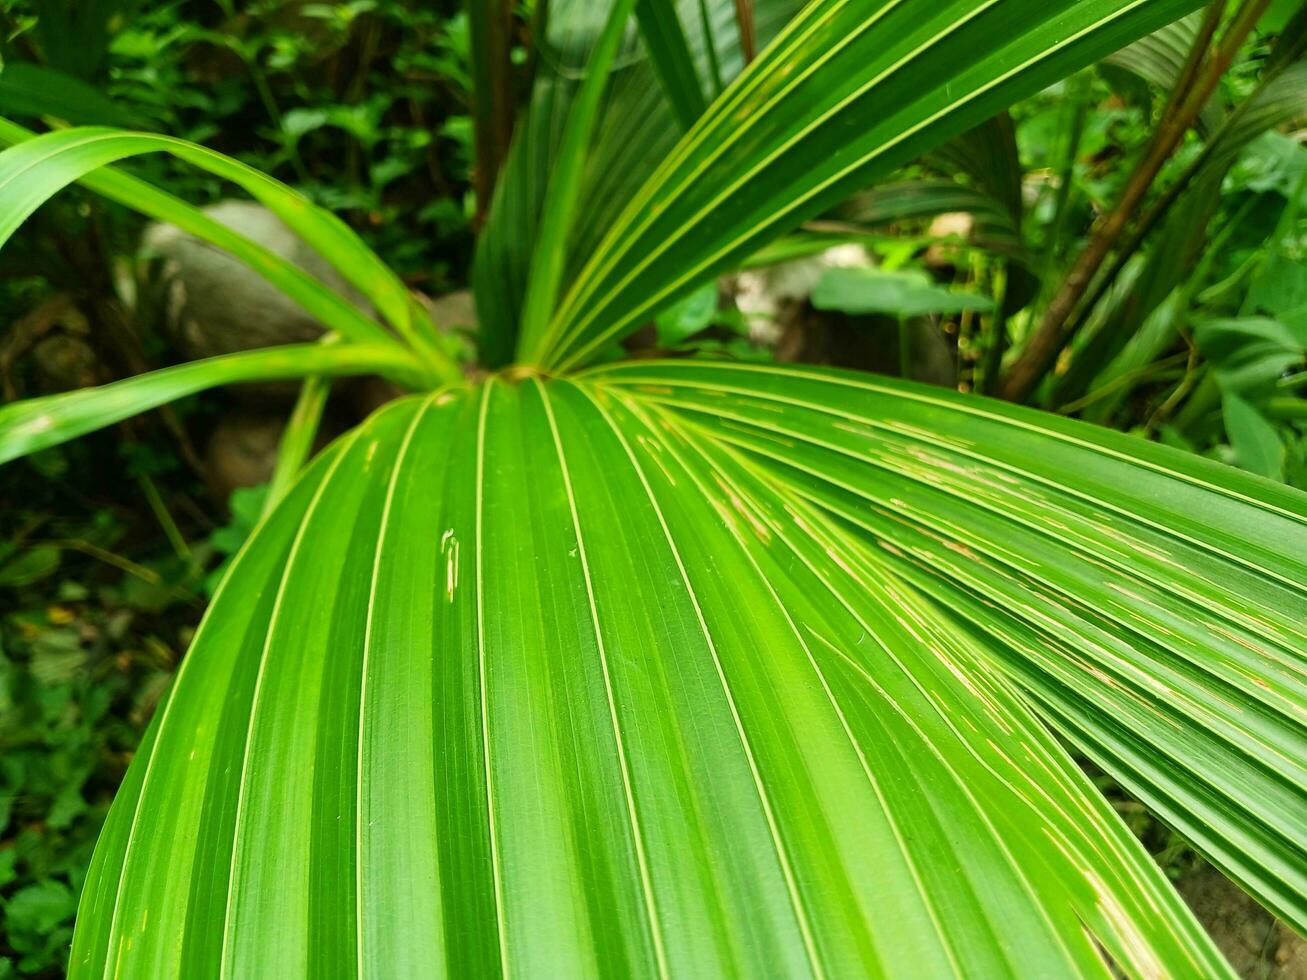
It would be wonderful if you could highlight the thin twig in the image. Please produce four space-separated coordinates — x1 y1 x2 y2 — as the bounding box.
138 475 194 566
1058 351 1191 415
1148 340 1203 430
40 539 160 585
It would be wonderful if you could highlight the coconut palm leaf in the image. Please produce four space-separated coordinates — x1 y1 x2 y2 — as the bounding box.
473 0 800 366
7 2 1306 977
0 120 401 355
0 124 462 377
69 378 1254 977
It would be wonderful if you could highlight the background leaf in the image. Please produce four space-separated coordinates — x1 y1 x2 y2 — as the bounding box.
812 266 995 318
0 63 137 127
1223 391 1286 479
0 124 455 369
473 0 801 366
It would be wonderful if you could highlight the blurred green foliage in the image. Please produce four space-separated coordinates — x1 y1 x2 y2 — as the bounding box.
0 452 201 976
0 0 478 287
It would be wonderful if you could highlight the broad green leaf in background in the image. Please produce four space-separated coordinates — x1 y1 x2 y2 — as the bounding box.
1223 391 1286 480
0 544 61 589
812 266 995 318
1196 316 1305 398
0 62 137 127
26 0 141 80
1194 317 1305 481
653 281 720 346
5 878 77 971
1248 252 1307 320
5 879 75 938
1104 10 1222 135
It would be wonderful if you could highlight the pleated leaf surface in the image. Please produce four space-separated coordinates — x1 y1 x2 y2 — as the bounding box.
592 359 1307 936
69 371 1293 978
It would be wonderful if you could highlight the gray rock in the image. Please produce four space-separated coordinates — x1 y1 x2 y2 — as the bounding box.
203 410 286 502
417 289 477 339
737 252 958 387
204 408 345 502
143 200 372 363
143 204 484 497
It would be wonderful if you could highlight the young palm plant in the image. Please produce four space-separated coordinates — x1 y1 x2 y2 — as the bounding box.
1 0 1305 976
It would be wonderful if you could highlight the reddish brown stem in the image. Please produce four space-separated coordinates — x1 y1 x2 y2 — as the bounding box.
469 0 517 229
998 0 1268 403
735 0 756 63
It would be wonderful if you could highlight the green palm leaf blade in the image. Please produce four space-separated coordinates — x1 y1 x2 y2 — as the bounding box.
1106 11 1223 135
472 0 801 367
534 0 1205 370
68 437 349 977
634 0 710 128
590 358 1307 933
21 4 1301 974
0 343 422 465
0 125 455 365
70 375 1245 977
0 119 400 354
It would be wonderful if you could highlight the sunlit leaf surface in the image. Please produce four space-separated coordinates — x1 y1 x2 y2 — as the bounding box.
70 364 1307 976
